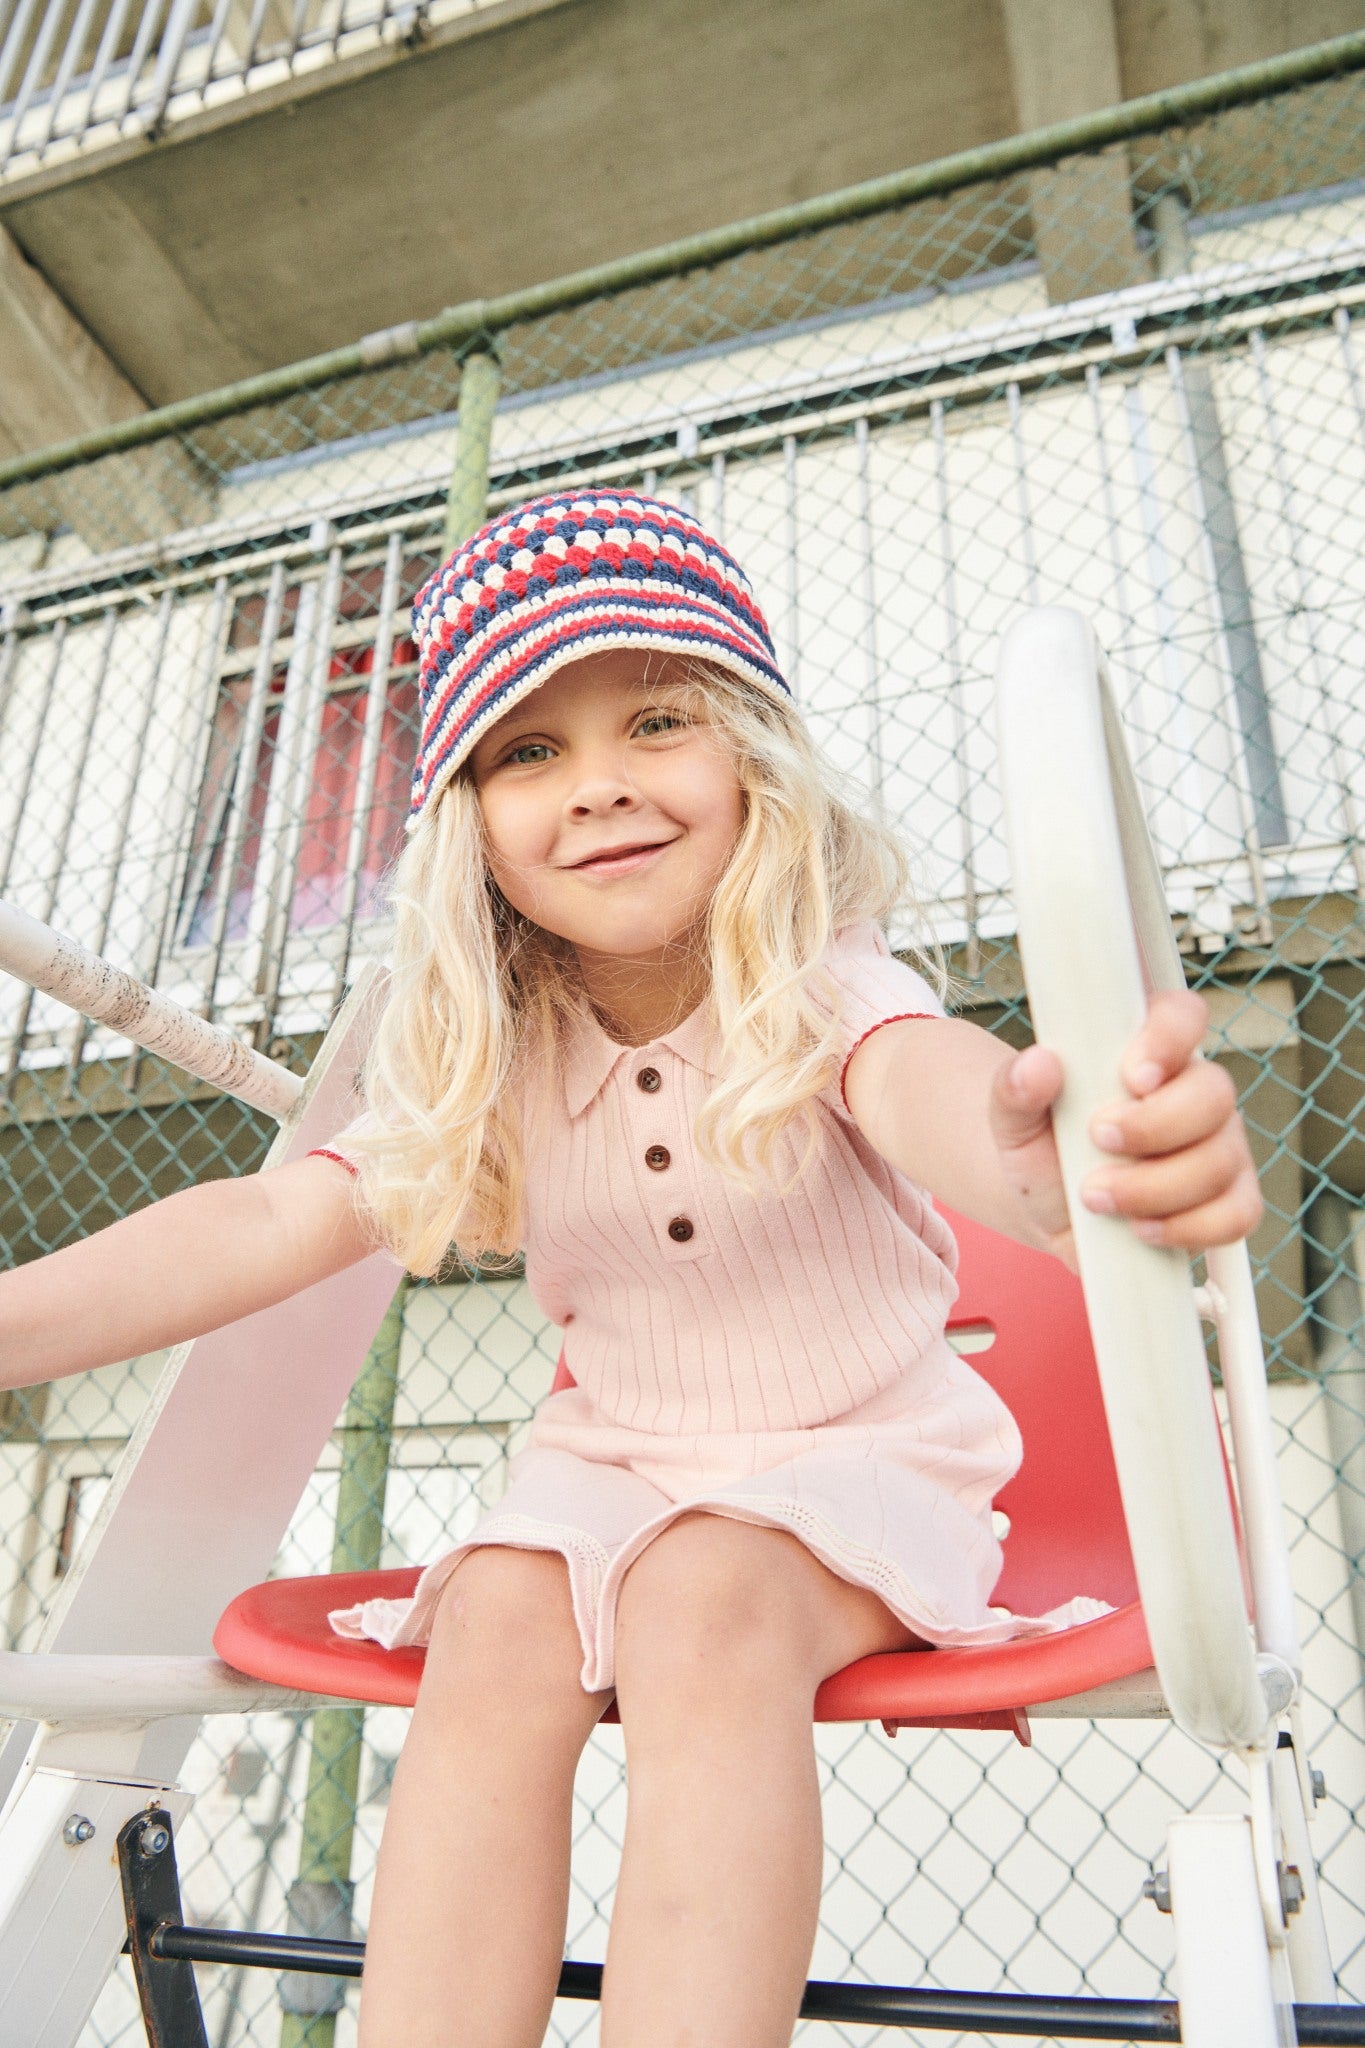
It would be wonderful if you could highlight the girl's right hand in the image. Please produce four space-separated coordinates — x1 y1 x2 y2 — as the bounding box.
0 1155 375 1390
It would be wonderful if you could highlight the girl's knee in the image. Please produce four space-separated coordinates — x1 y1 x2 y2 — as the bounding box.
421 1546 594 1727
614 1515 826 1712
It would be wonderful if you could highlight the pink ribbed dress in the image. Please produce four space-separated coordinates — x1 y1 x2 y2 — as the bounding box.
323 923 1106 1689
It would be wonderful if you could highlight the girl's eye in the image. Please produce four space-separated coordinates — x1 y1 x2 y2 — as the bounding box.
505 740 554 765
635 711 685 738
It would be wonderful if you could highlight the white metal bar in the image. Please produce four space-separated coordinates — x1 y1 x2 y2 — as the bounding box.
116 0 168 124
0 1649 331 1720
1165 345 1273 931
333 527 401 1001
932 396 980 975
203 557 286 1013
782 432 800 694
1250 325 1365 896
256 539 343 1034
1007 380 1039 604
1167 1815 1283 2047
141 573 230 992
33 0 101 151
141 0 199 130
0 897 302 1116
997 607 1269 1748
0 0 41 110
854 414 883 819
65 592 176 1078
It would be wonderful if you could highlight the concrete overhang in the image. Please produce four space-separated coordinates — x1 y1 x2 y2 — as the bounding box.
0 0 1360 413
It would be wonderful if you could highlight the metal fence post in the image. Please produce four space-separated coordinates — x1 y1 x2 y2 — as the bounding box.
277 1280 407 2046
278 353 500 2044
444 348 501 552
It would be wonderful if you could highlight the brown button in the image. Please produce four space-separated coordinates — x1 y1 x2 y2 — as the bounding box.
667 1216 694 1243
645 1145 671 1171
637 1066 662 1093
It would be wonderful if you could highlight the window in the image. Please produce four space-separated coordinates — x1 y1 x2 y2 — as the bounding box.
179 544 434 951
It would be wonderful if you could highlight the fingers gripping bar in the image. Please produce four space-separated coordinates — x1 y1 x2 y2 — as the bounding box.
0 897 302 1122
997 608 1296 1750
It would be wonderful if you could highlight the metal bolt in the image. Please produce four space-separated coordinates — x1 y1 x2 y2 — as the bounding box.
1280 1864 1305 1917
62 1814 95 1846
1311 1767 1327 1806
138 1820 171 1859
1143 1870 1172 1914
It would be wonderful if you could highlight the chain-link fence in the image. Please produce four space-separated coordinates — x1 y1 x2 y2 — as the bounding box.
3 34 1365 2046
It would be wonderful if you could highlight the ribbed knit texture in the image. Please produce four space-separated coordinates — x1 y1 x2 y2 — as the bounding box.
321 925 1115 1685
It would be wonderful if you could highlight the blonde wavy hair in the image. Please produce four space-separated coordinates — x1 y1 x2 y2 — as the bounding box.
342 663 941 1276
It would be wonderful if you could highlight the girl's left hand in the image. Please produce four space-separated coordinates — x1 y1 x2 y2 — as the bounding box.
988 988 1263 1268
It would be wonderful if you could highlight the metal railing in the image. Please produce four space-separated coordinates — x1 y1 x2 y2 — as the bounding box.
4 39 1365 2046
0 0 500 180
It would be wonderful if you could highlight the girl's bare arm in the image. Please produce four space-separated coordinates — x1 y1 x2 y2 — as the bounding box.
0 1155 376 1389
843 990 1262 1264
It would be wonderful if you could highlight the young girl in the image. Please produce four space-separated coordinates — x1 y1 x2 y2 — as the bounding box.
2 489 1260 2048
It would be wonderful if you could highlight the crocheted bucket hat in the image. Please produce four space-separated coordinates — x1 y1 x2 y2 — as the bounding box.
407 488 791 829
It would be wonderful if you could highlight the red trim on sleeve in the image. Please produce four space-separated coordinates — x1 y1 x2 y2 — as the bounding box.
307 1147 360 1177
839 1013 939 1114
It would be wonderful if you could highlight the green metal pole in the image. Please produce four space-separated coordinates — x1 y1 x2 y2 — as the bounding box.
278 359 499 2044
277 1279 406 2048
1 28 1363 493
444 349 502 551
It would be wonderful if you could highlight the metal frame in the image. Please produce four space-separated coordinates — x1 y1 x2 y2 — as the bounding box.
0 610 1360 2041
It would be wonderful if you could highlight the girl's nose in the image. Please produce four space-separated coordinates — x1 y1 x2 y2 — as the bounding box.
567 760 640 816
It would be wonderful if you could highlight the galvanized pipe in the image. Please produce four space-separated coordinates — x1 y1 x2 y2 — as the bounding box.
1 29 1363 492
0 896 302 1117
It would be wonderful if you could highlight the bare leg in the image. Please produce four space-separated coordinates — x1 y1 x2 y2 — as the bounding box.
358 1546 610 2048
603 1516 919 2048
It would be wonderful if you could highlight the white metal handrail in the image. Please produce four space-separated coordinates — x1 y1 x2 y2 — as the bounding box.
997 607 1299 1751
0 896 302 1118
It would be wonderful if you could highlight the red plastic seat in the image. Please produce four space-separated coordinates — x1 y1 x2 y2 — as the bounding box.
215 1212 1151 1735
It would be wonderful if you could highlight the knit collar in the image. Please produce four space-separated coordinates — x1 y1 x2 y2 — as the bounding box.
561 998 717 1118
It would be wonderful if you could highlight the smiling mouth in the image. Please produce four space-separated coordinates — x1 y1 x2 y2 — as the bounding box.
567 839 675 871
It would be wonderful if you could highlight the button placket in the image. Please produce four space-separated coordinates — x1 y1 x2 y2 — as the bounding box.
629 1053 709 1260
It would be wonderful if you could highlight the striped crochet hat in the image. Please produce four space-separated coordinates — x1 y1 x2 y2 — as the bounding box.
407 487 791 828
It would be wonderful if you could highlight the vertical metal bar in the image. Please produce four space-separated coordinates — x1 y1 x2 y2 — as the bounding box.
1121 376 1211 858
128 573 230 1090
0 617 66 901
65 592 175 1081
1164 340 1288 849
0 623 21 762
854 415 883 820
8 0 70 139
142 0 200 131
79 0 135 133
0 0 41 111
5 608 115 1089
1166 346 1274 935
198 0 235 85
241 0 272 71
782 433 800 696
202 559 286 1018
1087 364 1137 674
931 399 979 978
710 451 726 540
255 540 343 1044
333 529 401 1007
1249 326 1365 895
34 0 101 151
277 1281 408 2048
1305 1189 1365 1689
1007 381 1039 604
444 349 501 551
117 0 170 125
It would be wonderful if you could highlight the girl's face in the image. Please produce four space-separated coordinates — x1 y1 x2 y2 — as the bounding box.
469 651 745 968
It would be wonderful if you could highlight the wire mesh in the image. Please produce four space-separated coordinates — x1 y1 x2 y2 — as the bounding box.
2 55 1365 2047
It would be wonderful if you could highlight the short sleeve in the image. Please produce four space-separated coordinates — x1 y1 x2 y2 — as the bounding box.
306 1112 375 1179
815 922 945 1114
